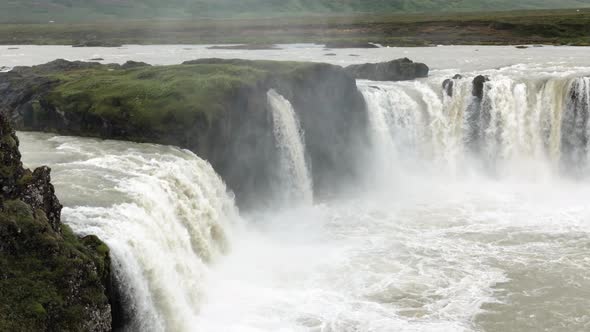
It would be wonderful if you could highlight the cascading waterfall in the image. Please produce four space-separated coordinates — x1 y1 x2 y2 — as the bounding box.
359 75 590 177
19 134 240 332
267 89 314 204
562 77 590 172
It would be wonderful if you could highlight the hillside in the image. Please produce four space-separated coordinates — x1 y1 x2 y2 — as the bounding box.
2 0 590 22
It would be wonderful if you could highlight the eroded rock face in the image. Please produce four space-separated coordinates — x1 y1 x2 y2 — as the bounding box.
344 58 429 81
0 113 113 332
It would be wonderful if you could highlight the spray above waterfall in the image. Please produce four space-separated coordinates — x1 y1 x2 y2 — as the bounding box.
267 89 314 205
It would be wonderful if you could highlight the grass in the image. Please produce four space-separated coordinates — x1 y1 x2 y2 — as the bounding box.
0 200 111 331
1 114 111 331
2 9 590 46
42 60 315 139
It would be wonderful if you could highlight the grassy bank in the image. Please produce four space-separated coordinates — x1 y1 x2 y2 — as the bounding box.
2 9 590 46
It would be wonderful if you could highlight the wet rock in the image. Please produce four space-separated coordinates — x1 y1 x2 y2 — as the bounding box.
443 74 464 97
443 79 454 97
345 57 429 81
472 75 490 99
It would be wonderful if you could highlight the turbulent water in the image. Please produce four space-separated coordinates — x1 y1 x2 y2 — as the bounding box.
359 73 590 179
13 46 590 332
18 134 240 331
267 89 314 204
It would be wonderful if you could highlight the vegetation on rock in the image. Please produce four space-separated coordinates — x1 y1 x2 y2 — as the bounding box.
0 114 113 332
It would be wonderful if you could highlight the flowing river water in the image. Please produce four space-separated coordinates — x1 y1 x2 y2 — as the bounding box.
8 45 590 331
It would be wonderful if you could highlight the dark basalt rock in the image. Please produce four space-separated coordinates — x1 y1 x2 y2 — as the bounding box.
0 114 114 331
443 74 464 97
472 75 490 99
443 79 454 97
345 58 429 81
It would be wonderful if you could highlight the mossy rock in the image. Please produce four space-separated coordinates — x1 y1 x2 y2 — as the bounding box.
43 61 315 139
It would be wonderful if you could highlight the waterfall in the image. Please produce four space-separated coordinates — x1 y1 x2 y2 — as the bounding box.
359 75 590 177
267 89 313 204
561 77 590 172
30 136 240 332
358 84 421 180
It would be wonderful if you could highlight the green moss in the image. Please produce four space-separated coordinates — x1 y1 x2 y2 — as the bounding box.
16 169 33 187
42 61 314 140
0 201 111 331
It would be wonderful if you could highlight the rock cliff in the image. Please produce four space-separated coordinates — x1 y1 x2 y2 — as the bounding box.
0 113 114 331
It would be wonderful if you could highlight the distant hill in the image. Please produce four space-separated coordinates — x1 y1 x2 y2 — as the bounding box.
2 0 590 22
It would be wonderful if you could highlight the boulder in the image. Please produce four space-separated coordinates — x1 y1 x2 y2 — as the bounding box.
345 58 429 81
442 74 463 97
472 75 490 99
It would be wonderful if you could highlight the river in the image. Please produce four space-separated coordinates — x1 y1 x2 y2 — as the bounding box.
10 44 590 331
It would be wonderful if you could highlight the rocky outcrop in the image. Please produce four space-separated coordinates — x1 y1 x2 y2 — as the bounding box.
472 75 490 99
344 58 429 81
0 59 368 209
443 74 463 97
0 114 114 331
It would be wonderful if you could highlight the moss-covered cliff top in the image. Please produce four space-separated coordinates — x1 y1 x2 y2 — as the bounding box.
34 59 320 137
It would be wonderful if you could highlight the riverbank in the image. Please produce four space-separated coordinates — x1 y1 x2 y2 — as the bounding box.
1 9 590 47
